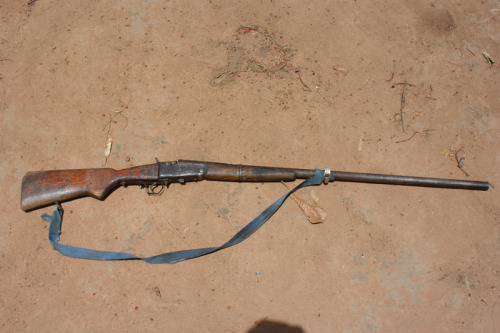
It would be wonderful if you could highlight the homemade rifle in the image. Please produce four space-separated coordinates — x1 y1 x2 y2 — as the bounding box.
21 159 489 212
20 160 490 263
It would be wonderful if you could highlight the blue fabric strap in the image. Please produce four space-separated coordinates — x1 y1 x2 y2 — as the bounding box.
41 169 333 264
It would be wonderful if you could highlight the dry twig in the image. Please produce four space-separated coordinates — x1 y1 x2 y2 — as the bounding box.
465 45 476 56
396 129 434 143
295 68 311 91
103 107 128 132
400 80 407 132
386 59 396 82
482 51 495 67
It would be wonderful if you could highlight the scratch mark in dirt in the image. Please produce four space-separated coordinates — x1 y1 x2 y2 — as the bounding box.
335 195 371 225
123 219 153 251
216 207 230 221
351 271 368 282
378 251 427 307
210 47 242 86
348 301 380 332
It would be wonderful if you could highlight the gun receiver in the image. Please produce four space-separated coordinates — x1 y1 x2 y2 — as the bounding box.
21 160 489 212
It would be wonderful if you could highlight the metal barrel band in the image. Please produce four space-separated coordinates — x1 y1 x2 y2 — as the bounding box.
324 168 331 184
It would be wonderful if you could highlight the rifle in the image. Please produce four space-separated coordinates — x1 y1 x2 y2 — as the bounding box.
21 160 490 263
21 159 489 212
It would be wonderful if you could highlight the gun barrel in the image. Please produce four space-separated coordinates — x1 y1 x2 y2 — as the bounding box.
331 171 489 191
199 161 489 191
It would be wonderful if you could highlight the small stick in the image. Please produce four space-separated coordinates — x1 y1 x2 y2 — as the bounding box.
396 129 434 143
396 131 417 144
482 51 495 67
295 68 311 91
386 59 396 82
466 45 476 56
102 107 128 132
164 218 191 247
392 82 415 87
400 80 407 133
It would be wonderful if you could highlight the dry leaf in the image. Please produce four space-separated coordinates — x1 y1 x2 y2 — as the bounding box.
104 137 113 158
291 193 327 224
310 189 320 204
333 65 348 77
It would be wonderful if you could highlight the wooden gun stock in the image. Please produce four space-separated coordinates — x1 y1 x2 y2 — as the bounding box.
21 165 158 211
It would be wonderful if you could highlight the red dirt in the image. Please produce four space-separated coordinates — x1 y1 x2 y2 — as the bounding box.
1 1 499 331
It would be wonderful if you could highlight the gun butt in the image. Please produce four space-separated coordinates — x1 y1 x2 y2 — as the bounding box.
21 169 116 211
21 164 159 211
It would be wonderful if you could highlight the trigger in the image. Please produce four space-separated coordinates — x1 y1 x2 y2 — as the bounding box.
147 184 165 196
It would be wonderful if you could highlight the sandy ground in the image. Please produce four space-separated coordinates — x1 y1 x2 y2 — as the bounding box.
1 0 499 332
